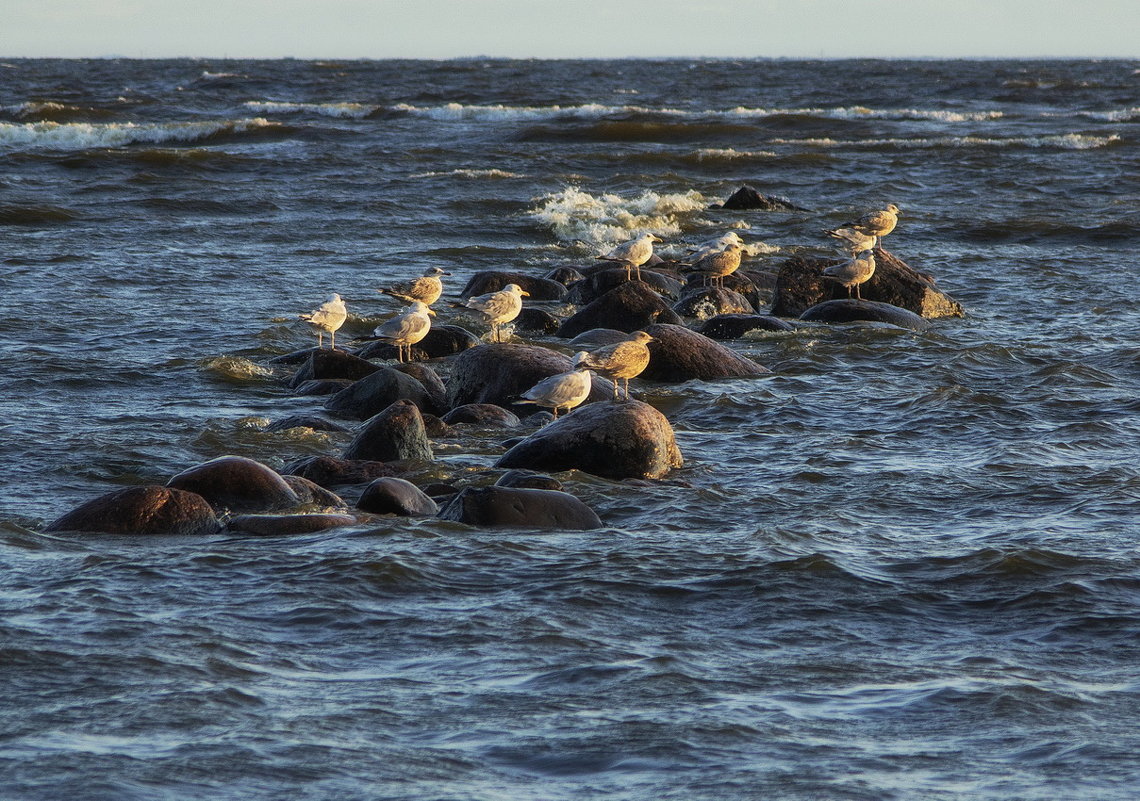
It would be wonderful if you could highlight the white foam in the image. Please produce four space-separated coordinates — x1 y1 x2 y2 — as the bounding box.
243 100 376 119
771 134 1120 150
410 168 525 179
0 118 278 151
529 187 709 247
696 148 779 160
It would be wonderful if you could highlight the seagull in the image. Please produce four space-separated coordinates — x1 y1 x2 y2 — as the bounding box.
463 283 530 343
372 301 435 363
686 231 744 262
681 242 744 289
822 250 876 300
598 232 662 280
378 266 451 307
299 293 347 349
575 331 654 401
838 204 900 247
822 226 877 256
517 357 593 419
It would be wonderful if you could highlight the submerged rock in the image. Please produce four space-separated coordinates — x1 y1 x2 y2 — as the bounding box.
697 314 795 340
641 323 770 382
265 414 351 433
167 456 299 515
436 486 602 530
495 469 563 492
43 486 221 536
711 185 808 211
441 403 522 428
799 298 932 331
556 281 683 339
342 399 433 463
225 513 358 536
281 475 347 508
282 455 397 488
356 477 439 516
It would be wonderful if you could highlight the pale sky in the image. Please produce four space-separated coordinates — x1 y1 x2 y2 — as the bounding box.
3 0 1138 59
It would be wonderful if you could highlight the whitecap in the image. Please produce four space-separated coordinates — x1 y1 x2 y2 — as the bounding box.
410 168 525 179
0 118 278 151
770 134 1121 150
243 100 376 119
528 187 709 247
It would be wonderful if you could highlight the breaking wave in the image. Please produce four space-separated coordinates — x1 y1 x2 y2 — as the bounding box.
0 118 283 151
243 100 377 119
528 186 711 246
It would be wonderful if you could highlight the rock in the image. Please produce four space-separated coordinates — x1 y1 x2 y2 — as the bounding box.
282 455 397 488
684 272 766 310
343 399 433 463
421 414 455 438
673 287 755 318
323 365 435 420
495 399 683 480
568 328 633 348
697 314 795 340
514 307 562 335
167 456 299 515
445 343 609 414
293 379 354 396
424 482 459 499
566 268 683 305
641 323 770 382
545 266 585 286
395 362 447 413
556 281 683 339
459 271 568 301
770 247 964 319
799 299 933 331
356 477 439 516
354 324 481 361
495 469 563 491
225 513 358 536
712 185 807 211
441 403 522 427
43 485 221 536
437 486 602 530
281 475 346 508
265 414 351 433
288 348 378 389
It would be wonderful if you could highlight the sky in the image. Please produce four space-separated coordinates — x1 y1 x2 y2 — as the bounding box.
3 0 1138 60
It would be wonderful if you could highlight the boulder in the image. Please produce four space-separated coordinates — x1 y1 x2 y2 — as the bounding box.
566 268 683 305
265 414 351 433
323 365 435 420
672 287 755 318
225 513 357 536
437 486 602 530
770 247 964 319
342 399 433 463
711 185 807 211
356 477 439 516
514 307 562 335
441 403 522 428
288 348 378 389
556 281 683 339
445 344 608 414
395 362 447 413
281 475 347 508
568 328 633 348
684 272 768 310
545 266 585 286
799 299 933 331
282 455 397 488
293 379 354 396
459 271 568 301
167 456 299 515
495 469 563 492
44 485 221 536
354 324 481 361
697 314 795 340
495 399 682 480
641 323 770 382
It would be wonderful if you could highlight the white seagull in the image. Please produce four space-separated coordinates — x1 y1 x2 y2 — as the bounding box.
299 293 348 349
822 250 876 300
598 232 662 280
372 300 435 363
464 283 530 343
517 357 593 419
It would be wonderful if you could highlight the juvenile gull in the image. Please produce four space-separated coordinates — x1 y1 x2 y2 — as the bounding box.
517 357 593 419
378 266 450 307
299 293 348 349
372 300 434 363
464 283 530 343
682 242 744 288
822 226 877 256
822 249 876 299
599 232 662 280
576 331 654 401
839 203 900 247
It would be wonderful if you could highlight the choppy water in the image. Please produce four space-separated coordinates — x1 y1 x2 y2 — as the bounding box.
2 58 1139 799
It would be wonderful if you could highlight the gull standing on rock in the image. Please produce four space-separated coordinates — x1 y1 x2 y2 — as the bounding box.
576 331 654 401
822 250 876 300
378 266 450 307
517 357 593 419
598 232 662 280
683 242 744 288
299 293 348 350
372 300 435 363
463 283 530 343
822 226 877 256
839 204 900 248
686 231 744 262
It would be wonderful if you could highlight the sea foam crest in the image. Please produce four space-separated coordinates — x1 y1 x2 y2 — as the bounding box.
243 101 376 119
0 118 278 151
771 134 1121 150
529 187 708 247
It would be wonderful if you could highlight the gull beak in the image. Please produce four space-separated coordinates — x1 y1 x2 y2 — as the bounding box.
427 308 437 316
520 290 531 297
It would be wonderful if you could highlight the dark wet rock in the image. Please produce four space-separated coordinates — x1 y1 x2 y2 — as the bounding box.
495 399 683 480
422 413 455 438
711 185 808 211
441 403 522 428
566 268 684 305
556 281 683 339
265 414 351 433
515 307 562 334
518 414 553 428
343 399 433 463
799 299 933 331
437 486 602 530
459 271 568 301
568 328 633 348
43 485 221 536
697 314 795 340
770 247 964 319
673 286 755 318
293 379 354 396
281 475 347 508
354 324 481 361
167 456 299 515
224 513 357 536
395 362 447 413
445 343 609 414
424 482 460 499
641 323 770 382
282 455 397 488
356 477 440 516
288 348 379 389
323 366 435 420
495 469 564 492
545 266 585 286
268 347 319 366
683 271 768 310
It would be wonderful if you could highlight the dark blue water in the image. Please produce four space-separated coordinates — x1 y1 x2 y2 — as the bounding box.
2 58 1139 799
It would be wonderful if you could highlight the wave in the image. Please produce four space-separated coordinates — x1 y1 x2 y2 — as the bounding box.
769 134 1121 151
0 203 78 225
528 187 712 247
410 168 526 179
0 118 286 151
243 100 377 119
1 101 117 122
